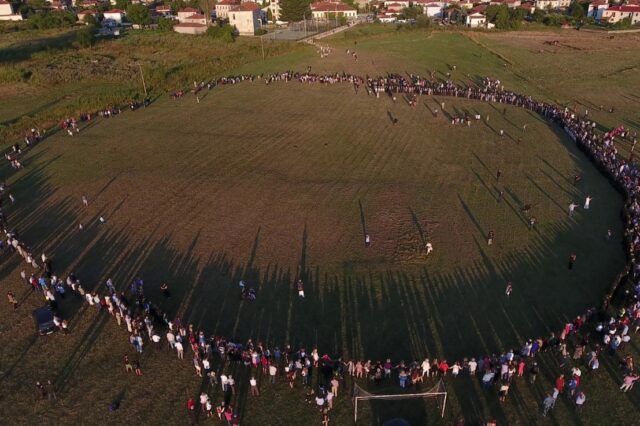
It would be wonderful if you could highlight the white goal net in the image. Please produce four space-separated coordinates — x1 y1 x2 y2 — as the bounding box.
352 379 447 422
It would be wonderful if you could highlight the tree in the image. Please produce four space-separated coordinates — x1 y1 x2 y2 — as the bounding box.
126 4 151 25
569 0 585 20
494 5 511 29
76 24 97 47
206 24 235 42
115 0 131 11
399 5 422 20
279 0 310 22
199 0 212 24
416 14 431 28
157 16 176 31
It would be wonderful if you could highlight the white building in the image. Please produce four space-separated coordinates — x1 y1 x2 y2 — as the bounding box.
174 22 207 34
0 0 22 20
177 7 199 21
310 1 357 19
216 0 240 19
466 11 486 26
602 5 640 24
414 0 445 17
587 0 608 20
229 1 262 34
103 9 125 24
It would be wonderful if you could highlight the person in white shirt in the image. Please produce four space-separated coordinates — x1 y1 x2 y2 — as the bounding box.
175 341 184 360
269 364 277 383
584 196 592 209
326 391 334 409
220 374 228 392
250 377 259 396
469 358 478 375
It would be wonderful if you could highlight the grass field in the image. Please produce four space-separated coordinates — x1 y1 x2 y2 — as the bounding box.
1 26 639 425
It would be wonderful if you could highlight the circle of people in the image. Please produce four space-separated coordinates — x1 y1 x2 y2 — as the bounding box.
5 69 640 424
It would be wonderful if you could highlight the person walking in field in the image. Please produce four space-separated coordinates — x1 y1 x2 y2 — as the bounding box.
569 202 578 217
568 254 577 270
297 280 305 298
365 234 371 247
82 195 88 207
584 196 593 210
425 242 433 255
7 291 18 309
487 230 495 246
505 282 513 297
620 374 639 392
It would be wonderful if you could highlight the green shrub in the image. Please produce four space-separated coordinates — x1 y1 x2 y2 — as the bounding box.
206 24 235 42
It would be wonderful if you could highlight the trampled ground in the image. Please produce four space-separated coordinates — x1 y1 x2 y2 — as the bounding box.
0 28 639 425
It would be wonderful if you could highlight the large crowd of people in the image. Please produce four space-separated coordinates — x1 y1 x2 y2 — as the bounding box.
4 69 640 424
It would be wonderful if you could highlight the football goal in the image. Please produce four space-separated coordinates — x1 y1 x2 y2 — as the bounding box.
352 379 447 423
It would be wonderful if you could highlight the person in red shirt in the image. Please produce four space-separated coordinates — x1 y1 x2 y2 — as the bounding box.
555 375 565 393
439 360 449 376
187 398 195 411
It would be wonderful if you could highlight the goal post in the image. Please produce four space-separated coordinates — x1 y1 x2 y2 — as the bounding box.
352 379 447 423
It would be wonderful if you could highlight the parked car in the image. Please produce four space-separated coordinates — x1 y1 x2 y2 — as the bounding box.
32 307 56 336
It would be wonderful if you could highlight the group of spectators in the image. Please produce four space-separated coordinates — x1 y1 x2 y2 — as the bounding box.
5 69 640 424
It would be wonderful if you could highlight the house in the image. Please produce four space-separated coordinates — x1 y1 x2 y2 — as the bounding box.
0 0 22 20
229 1 262 35
173 22 207 34
587 0 608 20
310 1 358 19
385 2 405 12
420 2 445 17
103 9 125 23
466 11 486 26
156 5 173 16
177 7 200 21
535 0 560 9
601 5 640 23
77 9 98 23
79 0 99 8
216 0 240 19
490 0 521 7
383 0 409 6
377 12 398 21
183 13 207 24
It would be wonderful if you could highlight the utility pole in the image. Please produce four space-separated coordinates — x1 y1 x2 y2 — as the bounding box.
260 34 265 60
303 12 307 37
138 63 148 98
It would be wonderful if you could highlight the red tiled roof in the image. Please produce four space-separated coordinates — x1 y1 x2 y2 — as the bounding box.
185 13 206 18
0 0 11 4
156 5 171 11
104 8 124 13
607 5 640 11
470 4 487 13
234 1 260 10
178 7 199 12
174 22 207 27
217 0 240 5
311 1 356 11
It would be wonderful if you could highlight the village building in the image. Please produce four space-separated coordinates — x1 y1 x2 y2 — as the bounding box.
601 5 640 23
310 1 358 19
0 0 22 20
103 9 125 24
229 2 263 34
216 0 241 19
173 22 208 34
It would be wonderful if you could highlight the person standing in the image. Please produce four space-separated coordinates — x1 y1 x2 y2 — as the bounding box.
7 291 18 309
425 242 433 255
620 374 639 392
575 391 586 412
331 377 339 397
505 282 513 297
269 363 277 384
487 230 495 246
46 380 56 400
542 394 555 416
568 254 577 270
250 377 259 396
365 234 371 247
82 195 88 207
584 196 593 210
569 202 578 217
124 355 133 373
297 280 305 298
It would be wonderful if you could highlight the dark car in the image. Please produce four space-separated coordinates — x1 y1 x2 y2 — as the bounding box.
32 307 56 336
